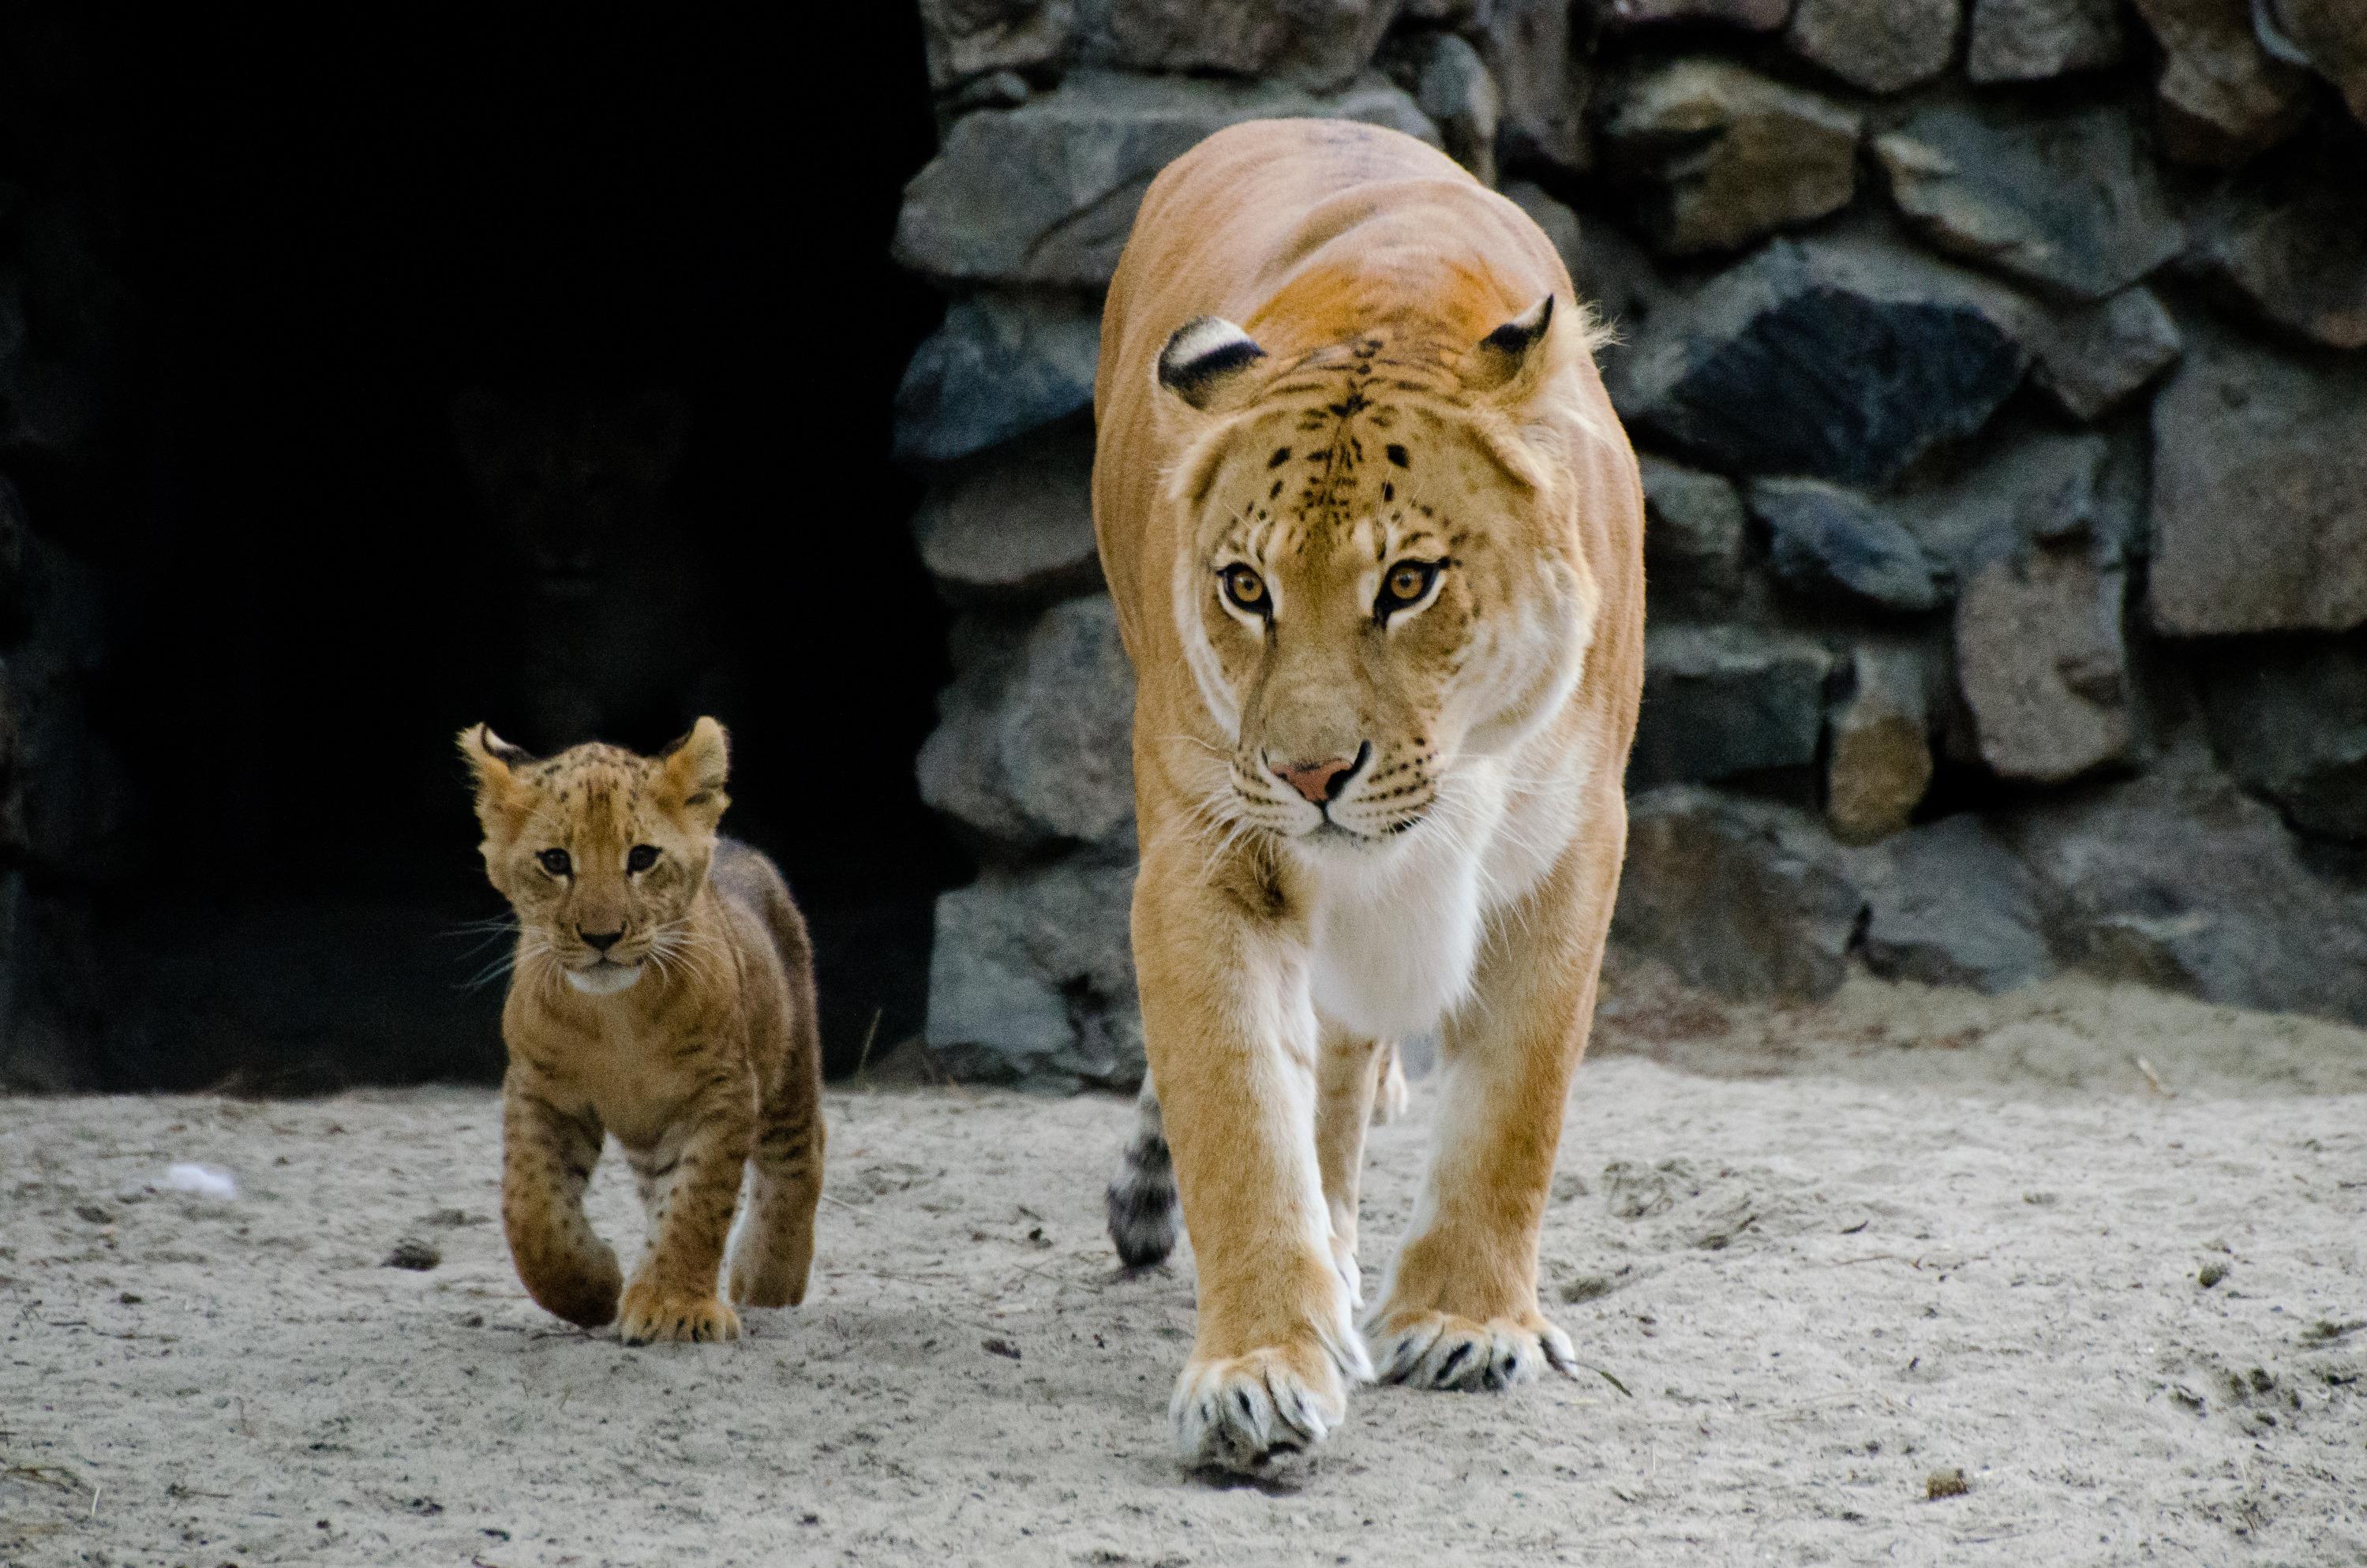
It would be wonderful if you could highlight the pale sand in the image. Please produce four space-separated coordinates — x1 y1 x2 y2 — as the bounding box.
4 972 2364 1566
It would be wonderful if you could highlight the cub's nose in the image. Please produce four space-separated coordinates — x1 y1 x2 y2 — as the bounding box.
580 928 624 953
1272 744 1370 806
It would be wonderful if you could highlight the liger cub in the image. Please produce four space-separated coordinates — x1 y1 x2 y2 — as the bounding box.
461 717 825 1344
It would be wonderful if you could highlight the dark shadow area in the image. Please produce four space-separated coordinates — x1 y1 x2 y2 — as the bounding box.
6 9 957 1088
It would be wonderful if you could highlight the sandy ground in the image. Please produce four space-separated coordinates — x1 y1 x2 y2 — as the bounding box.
4 971 2365 1568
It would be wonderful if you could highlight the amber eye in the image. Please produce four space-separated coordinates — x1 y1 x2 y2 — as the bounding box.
1219 563 1270 615
537 848 572 878
1377 560 1443 616
626 844 659 874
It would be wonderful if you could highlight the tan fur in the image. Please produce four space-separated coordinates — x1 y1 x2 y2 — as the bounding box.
461 717 825 1344
1094 120 1644 1466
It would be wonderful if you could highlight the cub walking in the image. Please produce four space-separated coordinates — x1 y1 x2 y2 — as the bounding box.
461 717 824 1343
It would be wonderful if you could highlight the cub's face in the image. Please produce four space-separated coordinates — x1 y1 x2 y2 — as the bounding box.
462 718 729 997
1156 310 1598 859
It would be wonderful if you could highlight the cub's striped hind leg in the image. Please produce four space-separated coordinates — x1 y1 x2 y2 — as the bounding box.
1107 1081 1178 1269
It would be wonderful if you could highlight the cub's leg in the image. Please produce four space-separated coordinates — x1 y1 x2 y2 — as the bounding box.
728 1014 826 1308
1137 868 1367 1472
501 1083 621 1329
1105 1081 1178 1269
1372 1041 1411 1125
617 1079 755 1345
1313 1024 1388 1306
1368 828 1620 1393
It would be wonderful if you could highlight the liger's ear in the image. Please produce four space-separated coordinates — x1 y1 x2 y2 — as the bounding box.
458 724 532 824
1156 316 1268 413
1461 294 1558 400
658 717 730 819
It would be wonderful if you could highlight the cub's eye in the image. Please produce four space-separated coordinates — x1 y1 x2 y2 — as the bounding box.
537 848 572 878
1376 559 1444 617
626 844 660 874
1219 563 1270 615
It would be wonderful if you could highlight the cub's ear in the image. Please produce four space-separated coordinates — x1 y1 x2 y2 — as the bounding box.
657 716 731 821
458 724 533 825
1461 294 1558 399
1156 316 1268 413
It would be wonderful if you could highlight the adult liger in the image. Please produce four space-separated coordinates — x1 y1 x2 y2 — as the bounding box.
1094 120 1644 1469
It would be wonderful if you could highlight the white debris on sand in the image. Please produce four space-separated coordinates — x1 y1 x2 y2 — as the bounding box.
162 1162 238 1200
2 973 2363 1566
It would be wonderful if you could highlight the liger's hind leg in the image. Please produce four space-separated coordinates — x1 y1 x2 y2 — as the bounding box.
728 1022 825 1309
1314 1024 1388 1305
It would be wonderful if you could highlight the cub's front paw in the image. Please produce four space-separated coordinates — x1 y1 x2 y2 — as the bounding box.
1170 1330 1367 1473
618 1281 742 1345
1367 1307 1575 1392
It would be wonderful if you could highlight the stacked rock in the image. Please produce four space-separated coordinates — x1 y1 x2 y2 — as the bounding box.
898 0 2367 1086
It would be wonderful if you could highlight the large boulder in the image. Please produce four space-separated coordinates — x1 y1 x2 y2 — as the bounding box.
918 595 1137 852
1639 456 1751 617
2129 0 2312 167
1597 0 1792 28
2185 154 2367 350
1852 814 2051 992
1874 102 2183 301
2028 287 2182 421
1964 0 2124 80
1893 425 2118 574
911 420 1103 601
1631 623 1833 788
2148 325 2367 635
893 71 1436 286
1747 478 1950 613
1087 0 1399 91
1785 0 1960 92
1614 786 1863 999
893 292 1101 465
2200 636 2367 842
926 856 1144 1087
2257 0 2367 125
2005 759 2367 1026
1478 0 1597 174
918 0 1072 89
1616 238 2033 487
1599 59 1860 257
1379 29 1502 184
1824 645 1934 844
1954 537 2134 783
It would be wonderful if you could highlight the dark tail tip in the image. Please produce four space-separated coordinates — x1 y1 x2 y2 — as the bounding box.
1106 1131 1178 1269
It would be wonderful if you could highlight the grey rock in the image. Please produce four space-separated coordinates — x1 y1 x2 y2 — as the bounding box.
2148 325 2367 635
2006 758 2367 1025
919 0 1073 89
2200 636 2367 841
2131 0 2311 167
919 595 1137 850
927 857 1144 1087
2029 287 2182 421
1639 456 1749 615
1618 238 2034 487
1601 59 1860 257
1613 786 1864 1000
893 71 1436 287
1631 623 1834 788
1597 0 1793 29
1786 0 1961 92
1090 0 1399 90
1748 477 1949 612
894 292 1102 465
1852 814 2050 991
1380 30 1502 184
2187 157 2367 350
1966 0 2124 79
1954 539 2133 782
1478 0 1596 174
1399 0 1480 17
1826 646 1934 844
1894 426 2115 575
1875 103 2184 301
2258 0 2367 125
912 421 1103 601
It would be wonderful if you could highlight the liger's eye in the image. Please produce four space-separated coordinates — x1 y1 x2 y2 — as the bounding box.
1220 564 1270 615
627 844 660 874
537 848 572 878
1377 559 1443 616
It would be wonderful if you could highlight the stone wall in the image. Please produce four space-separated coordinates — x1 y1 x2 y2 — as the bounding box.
896 0 2367 1087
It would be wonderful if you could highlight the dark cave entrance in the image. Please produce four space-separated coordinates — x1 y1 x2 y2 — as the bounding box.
4 10 958 1088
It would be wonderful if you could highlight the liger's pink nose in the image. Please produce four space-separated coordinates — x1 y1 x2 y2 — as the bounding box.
1272 747 1366 805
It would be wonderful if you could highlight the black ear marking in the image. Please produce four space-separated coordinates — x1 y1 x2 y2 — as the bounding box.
1157 316 1267 411
657 727 695 758
477 727 533 767
1466 294 1556 393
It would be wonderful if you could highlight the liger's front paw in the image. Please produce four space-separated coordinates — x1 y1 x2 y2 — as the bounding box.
1366 1307 1575 1392
618 1281 742 1345
1171 1338 1359 1473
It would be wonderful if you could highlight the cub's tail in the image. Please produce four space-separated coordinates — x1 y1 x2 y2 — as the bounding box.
1106 1081 1178 1269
